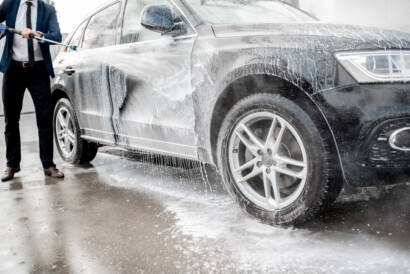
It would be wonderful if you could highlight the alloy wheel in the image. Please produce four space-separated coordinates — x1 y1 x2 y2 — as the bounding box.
55 106 76 159
228 111 308 210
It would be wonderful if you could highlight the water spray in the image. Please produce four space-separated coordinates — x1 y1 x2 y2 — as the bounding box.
0 23 77 51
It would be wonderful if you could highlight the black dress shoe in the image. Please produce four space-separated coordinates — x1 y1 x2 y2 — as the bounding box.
44 167 64 179
1 167 21 182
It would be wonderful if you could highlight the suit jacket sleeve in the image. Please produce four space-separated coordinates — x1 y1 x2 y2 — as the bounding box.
43 6 62 44
0 0 13 23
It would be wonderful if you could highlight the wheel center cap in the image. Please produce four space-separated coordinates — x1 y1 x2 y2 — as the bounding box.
261 154 275 167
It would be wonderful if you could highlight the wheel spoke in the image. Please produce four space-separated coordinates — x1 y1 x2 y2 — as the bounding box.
240 166 262 182
239 123 264 149
272 120 287 153
276 155 305 168
65 113 71 128
268 171 281 202
67 129 76 144
57 112 66 128
235 130 259 156
273 165 305 179
263 171 273 201
64 136 71 151
265 117 278 147
234 158 258 173
57 131 65 141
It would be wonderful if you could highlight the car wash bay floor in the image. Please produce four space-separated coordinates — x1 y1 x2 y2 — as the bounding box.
0 114 410 274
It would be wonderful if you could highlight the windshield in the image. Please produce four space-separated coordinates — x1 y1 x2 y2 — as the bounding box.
182 0 316 25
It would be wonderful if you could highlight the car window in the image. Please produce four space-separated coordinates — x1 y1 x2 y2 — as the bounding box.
182 0 316 24
83 2 121 49
121 0 143 44
67 19 88 52
121 0 191 44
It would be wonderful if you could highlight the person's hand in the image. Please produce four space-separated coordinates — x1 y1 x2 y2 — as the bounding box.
21 28 42 39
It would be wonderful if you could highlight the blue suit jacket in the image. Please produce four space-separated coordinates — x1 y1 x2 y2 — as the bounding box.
0 0 62 77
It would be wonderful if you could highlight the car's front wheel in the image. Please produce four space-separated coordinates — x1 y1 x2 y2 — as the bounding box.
217 93 342 225
53 98 98 164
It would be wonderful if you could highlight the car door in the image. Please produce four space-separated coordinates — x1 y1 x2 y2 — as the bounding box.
106 0 198 159
59 2 122 143
53 18 89 132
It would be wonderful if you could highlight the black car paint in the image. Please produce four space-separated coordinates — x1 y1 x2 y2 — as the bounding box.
51 0 410 188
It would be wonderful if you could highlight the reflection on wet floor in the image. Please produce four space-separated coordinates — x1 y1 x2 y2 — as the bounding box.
9 181 23 191
1 114 410 273
306 184 410 252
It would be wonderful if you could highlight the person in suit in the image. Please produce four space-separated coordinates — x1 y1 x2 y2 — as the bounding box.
0 0 64 181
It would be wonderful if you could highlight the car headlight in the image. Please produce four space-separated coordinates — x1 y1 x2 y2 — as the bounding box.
335 50 410 83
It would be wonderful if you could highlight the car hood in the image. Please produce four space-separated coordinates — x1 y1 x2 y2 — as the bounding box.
211 22 410 50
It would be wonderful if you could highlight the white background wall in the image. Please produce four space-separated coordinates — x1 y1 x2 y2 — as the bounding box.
298 0 410 33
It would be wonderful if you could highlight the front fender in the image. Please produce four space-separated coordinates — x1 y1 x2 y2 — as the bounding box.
190 36 352 164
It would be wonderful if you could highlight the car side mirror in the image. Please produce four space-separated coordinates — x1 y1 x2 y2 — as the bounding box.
141 5 187 36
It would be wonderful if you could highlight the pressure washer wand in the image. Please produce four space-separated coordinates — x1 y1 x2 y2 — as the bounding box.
6 26 77 51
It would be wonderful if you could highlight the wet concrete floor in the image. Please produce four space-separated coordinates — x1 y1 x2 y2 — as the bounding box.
0 114 410 273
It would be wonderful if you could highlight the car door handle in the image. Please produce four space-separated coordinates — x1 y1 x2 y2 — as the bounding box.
64 66 76 76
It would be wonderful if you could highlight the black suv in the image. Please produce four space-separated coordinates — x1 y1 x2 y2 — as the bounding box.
51 0 410 225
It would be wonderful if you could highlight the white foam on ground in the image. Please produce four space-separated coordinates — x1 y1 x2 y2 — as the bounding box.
165 194 410 274
97 153 410 273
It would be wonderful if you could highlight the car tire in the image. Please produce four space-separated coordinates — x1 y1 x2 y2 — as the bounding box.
53 98 98 164
217 93 342 225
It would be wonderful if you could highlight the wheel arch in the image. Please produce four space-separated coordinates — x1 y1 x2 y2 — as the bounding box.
51 85 72 109
210 72 345 181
